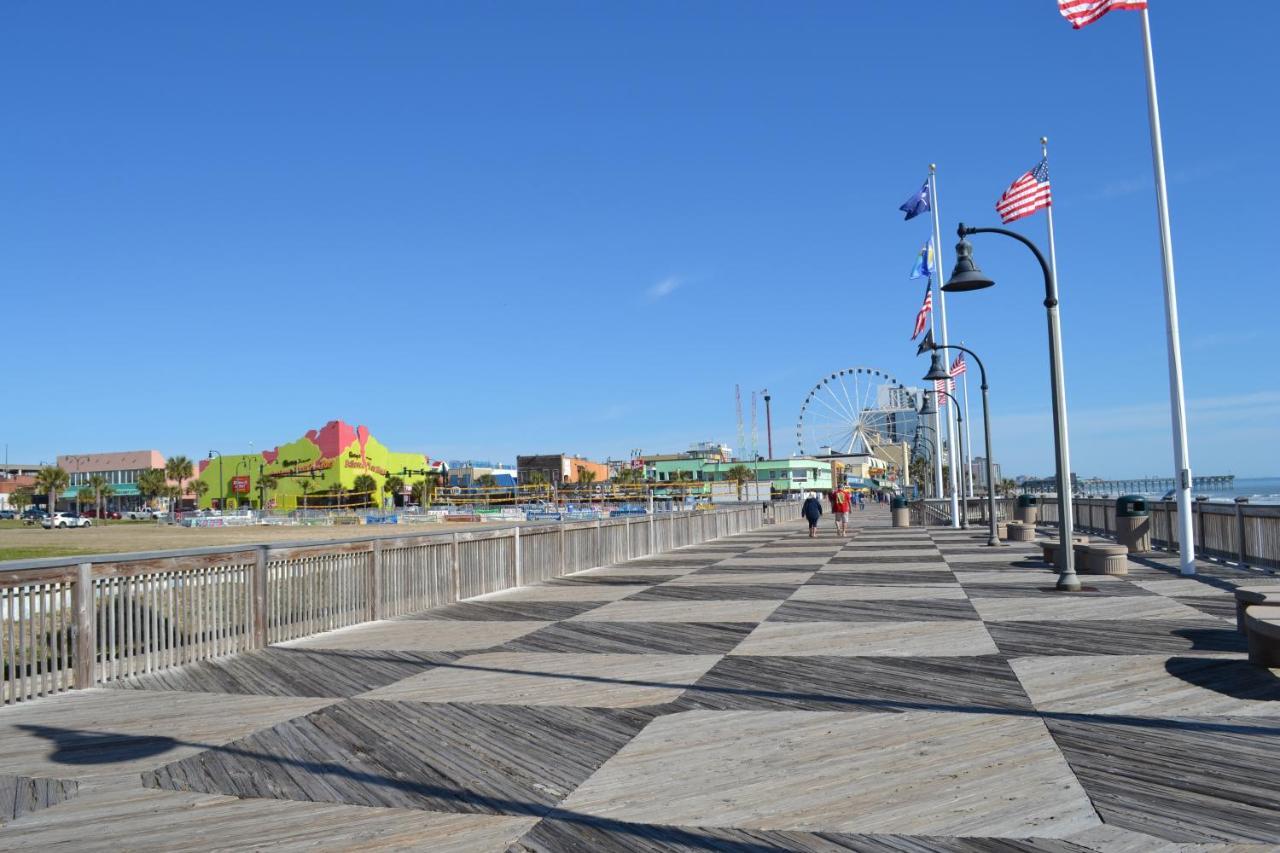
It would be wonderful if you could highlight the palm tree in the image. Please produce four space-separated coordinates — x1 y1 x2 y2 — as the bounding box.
34 466 69 514
576 466 598 487
524 470 548 486
165 456 194 510
474 473 498 489
298 479 313 511
725 464 753 501
409 479 428 507
383 475 405 508
77 484 96 517
163 484 183 513
998 478 1018 498
188 478 209 508
86 473 113 520
137 468 168 509
352 475 378 508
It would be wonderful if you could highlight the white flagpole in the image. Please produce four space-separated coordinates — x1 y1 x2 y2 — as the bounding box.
928 265 943 503
1140 9 1195 576
1040 135 1075 526
929 165 960 527
960 345 974 498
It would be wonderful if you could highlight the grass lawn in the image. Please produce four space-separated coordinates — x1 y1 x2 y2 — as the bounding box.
0 546 104 562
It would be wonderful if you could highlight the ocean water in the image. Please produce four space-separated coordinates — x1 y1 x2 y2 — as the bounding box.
1130 476 1280 504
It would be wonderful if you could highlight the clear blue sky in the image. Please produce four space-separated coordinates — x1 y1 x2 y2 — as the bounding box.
3 1 1276 478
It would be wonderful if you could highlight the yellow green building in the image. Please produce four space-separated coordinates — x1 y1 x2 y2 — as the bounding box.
195 420 444 510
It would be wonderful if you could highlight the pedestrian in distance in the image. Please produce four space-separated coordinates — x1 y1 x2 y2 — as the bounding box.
828 486 851 536
801 492 823 538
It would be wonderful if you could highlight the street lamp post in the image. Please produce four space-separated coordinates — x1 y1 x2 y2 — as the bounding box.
208 451 223 511
930 388 968 529
944 223 1078 590
921 343 1000 547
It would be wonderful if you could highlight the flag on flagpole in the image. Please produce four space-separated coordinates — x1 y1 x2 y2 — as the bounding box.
1057 0 1146 29
899 181 930 220
916 328 936 356
909 239 935 280
911 285 933 340
950 353 967 377
934 378 955 403
996 158 1053 224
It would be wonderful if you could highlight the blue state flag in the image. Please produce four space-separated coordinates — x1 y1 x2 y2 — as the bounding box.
899 181 930 221
909 239 935 280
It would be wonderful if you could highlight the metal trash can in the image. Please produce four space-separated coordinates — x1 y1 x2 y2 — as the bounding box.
1015 494 1039 525
891 496 910 528
1114 494 1151 553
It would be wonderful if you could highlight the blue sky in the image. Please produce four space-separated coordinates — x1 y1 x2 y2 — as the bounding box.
3 1 1276 478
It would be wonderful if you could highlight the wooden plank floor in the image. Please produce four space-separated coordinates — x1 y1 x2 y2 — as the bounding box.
1 506 1279 851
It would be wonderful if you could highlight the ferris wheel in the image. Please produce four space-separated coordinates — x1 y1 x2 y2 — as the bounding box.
795 367 919 456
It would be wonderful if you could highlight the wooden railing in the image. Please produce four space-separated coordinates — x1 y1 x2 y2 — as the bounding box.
0 502 800 704
1035 497 1280 572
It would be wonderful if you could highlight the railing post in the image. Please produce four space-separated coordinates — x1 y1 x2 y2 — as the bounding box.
513 526 522 586
559 522 567 575
1235 499 1249 567
594 519 603 567
451 532 461 600
625 516 632 560
72 562 95 689
649 511 656 555
370 540 383 621
252 546 268 649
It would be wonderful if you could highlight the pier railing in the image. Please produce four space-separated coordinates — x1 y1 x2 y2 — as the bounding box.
1036 498 1280 572
0 502 798 705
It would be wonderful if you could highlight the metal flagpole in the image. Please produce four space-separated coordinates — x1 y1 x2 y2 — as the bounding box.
960 343 975 498
929 165 960 527
928 269 943 502
1040 135 1076 538
1140 9 1195 576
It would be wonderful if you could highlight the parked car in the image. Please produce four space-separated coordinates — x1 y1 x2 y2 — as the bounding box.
124 508 157 520
82 508 122 520
0 509 15 520
42 512 92 529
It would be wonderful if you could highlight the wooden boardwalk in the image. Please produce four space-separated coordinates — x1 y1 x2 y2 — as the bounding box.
1 507 1278 851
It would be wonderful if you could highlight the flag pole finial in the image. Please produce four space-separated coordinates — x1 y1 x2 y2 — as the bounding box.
1040 136 1048 145
929 163 937 173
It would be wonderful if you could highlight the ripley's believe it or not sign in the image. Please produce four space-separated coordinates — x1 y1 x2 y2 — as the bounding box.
194 420 444 510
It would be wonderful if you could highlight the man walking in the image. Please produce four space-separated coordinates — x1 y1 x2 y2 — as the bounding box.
829 485 851 536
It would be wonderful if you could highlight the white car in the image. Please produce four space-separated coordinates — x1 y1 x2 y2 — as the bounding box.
42 512 92 529
124 508 157 520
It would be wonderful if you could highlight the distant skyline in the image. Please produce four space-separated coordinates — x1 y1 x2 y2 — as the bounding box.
3 2 1277 479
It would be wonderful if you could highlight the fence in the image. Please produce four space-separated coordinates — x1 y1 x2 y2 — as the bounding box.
0 502 799 705
911 497 1017 527
1037 497 1280 572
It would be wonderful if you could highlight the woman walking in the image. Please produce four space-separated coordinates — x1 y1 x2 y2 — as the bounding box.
801 492 823 538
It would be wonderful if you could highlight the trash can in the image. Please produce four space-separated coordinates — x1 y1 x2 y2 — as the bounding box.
1114 494 1151 553
1015 494 1039 525
891 496 910 528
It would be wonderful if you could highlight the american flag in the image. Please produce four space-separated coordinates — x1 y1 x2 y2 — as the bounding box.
1058 0 1146 29
950 353 967 377
996 159 1052 224
934 378 955 404
911 284 933 340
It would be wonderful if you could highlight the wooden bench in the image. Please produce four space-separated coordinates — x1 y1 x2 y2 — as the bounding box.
1006 521 1036 543
1081 543 1128 575
1234 586 1280 633
1243 604 1280 667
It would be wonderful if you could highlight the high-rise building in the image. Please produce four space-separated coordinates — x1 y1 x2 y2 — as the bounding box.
970 456 1002 492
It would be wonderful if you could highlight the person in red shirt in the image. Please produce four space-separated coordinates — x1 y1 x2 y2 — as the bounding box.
829 486 851 536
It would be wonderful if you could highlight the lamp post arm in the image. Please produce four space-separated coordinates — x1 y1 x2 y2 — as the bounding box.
959 224 1055 307
929 342 988 391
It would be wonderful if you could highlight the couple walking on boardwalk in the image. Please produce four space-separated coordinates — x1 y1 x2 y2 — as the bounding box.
801 485 859 537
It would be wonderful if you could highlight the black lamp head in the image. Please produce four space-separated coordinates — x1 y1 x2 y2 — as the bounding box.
918 390 938 417
943 237 995 292
923 351 950 382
